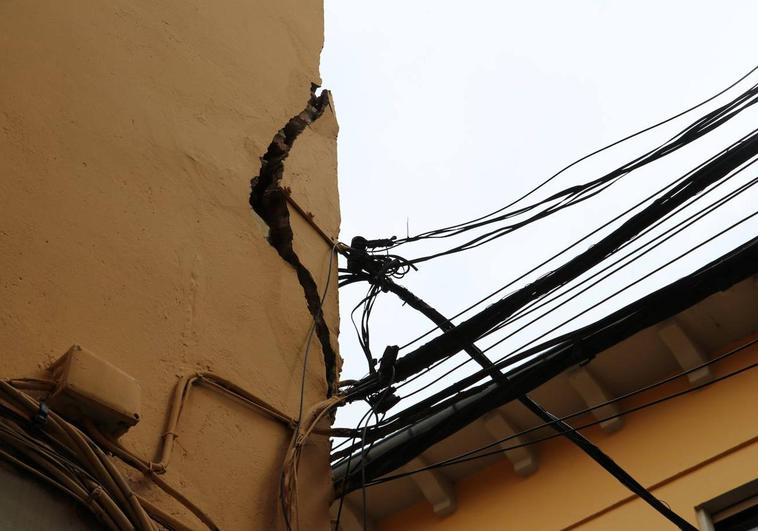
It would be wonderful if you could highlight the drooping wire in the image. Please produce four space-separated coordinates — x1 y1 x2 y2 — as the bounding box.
377 81 758 277
281 243 337 531
332 204 758 459
386 207 758 426
375 63 758 253
333 369 397 530
333 407 374 530
395 145 758 353
359 367 394 529
349 284 382 373
338 71 758 403
334 66 758 472
482 171 758 343
385 150 754 396
482 208 757 360
403 206 758 409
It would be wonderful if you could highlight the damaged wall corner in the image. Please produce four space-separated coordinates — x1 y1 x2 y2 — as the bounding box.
250 87 341 396
0 1 340 530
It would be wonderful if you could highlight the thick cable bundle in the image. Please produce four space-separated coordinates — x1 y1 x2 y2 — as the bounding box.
0 380 157 531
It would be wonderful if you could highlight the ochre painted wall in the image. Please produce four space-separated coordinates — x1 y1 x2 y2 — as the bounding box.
0 1 339 529
380 339 758 531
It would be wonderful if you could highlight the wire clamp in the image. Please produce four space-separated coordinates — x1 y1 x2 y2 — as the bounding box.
367 388 400 415
148 461 166 474
32 401 49 430
85 486 104 507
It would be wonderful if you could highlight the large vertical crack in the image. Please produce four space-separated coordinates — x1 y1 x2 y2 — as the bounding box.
249 84 339 396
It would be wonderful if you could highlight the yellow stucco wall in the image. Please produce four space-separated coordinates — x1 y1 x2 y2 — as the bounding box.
380 339 758 531
0 1 338 529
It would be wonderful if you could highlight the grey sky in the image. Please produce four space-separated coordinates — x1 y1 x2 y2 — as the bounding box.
320 1 758 430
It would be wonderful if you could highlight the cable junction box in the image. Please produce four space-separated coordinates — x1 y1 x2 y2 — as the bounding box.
48 345 141 438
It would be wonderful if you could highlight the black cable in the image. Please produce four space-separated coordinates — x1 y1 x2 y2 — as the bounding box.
334 208 758 455
339 71 758 369
481 171 758 344
350 130 758 396
396 153 732 353
342 263 701 528
340 69 758 412
331 179 757 446
520 397 697 529
380 64 758 250
364 353 758 485
408 207 758 411
333 236 758 497
349 284 381 373
333 407 374 531
394 167 756 400
334 69 758 499
481 175 753 345
359 410 372 531
343 134 758 399
368 74 758 274
415 336 758 471
359 367 395 530
482 208 758 362
334 370 396 531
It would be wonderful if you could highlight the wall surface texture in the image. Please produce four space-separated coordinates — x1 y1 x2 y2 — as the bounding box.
379 340 758 531
0 1 339 529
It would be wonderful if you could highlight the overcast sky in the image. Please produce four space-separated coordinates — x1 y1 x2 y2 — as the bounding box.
320 1 758 430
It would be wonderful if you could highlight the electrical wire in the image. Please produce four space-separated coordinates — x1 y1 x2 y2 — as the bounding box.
477 193 741 353
283 243 337 531
334 77 758 374
331 65 758 527
347 128 758 397
349 170 682 392
389 336 758 477
482 171 758 344
395 161 736 354
334 368 397 530
332 207 758 459
387 148 758 399
360 368 395 530
378 64 758 252
340 130 758 408
400 207 758 412
367 71 758 275
297 243 337 423
363 342 758 485
349 283 382 373
482 208 757 362
333 407 374 530
0 381 158 530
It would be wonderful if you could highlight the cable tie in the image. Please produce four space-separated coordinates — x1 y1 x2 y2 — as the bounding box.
148 462 166 474
32 401 49 430
86 486 104 506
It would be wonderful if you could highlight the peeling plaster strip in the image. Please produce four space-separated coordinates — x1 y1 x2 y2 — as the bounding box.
284 190 337 247
249 86 339 395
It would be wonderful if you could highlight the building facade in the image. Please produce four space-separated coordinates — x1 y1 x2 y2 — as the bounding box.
0 1 339 529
